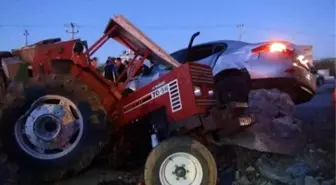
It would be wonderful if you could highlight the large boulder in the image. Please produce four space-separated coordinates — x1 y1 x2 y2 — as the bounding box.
223 89 305 155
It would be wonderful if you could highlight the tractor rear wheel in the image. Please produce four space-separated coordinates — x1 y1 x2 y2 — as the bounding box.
144 137 217 185
0 74 110 182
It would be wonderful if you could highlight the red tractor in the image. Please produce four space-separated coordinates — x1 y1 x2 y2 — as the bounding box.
0 15 253 184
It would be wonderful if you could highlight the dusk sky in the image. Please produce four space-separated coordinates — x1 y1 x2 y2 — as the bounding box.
1 0 335 64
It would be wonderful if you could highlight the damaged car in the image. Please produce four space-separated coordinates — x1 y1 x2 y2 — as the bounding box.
128 35 316 105
169 39 317 104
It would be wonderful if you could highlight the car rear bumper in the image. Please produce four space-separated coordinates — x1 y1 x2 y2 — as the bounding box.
252 76 316 104
251 63 316 104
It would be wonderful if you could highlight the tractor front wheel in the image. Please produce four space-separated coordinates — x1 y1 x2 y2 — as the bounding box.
144 137 217 185
0 74 110 182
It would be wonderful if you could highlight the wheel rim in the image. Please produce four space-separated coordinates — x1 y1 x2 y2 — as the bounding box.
14 95 84 160
159 152 203 185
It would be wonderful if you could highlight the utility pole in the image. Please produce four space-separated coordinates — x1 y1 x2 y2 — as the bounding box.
65 22 79 40
23 29 29 46
237 24 244 41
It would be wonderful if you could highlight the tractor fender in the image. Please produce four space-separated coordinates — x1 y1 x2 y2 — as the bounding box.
51 59 76 74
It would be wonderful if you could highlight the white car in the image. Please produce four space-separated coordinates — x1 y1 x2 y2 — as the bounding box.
129 39 317 104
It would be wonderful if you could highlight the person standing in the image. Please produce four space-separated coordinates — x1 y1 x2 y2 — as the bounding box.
104 57 116 81
114 57 127 82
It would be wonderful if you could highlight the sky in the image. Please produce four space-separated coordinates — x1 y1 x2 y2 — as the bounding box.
0 0 335 65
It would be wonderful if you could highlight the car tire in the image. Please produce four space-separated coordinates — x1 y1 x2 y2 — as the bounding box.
144 137 217 185
0 74 110 182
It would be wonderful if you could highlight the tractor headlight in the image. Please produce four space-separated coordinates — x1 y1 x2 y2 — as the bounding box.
208 89 214 97
193 86 202 96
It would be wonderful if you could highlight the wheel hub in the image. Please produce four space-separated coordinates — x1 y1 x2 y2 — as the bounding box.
33 115 61 141
159 152 203 185
14 95 84 160
173 165 188 180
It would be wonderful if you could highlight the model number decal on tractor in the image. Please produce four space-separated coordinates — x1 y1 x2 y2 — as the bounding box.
152 81 166 90
123 79 182 113
152 85 169 98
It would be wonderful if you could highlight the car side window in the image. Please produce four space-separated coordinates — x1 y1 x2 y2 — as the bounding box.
186 45 214 62
171 44 227 63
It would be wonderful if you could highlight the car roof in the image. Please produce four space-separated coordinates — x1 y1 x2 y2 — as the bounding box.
171 39 296 54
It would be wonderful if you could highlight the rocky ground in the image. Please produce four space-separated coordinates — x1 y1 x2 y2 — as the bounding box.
228 85 336 185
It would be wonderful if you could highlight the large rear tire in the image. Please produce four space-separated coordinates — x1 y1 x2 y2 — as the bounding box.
144 137 217 185
0 74 110 183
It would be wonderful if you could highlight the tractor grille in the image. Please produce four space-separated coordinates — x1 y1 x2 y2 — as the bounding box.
189 63 214 84
189 63 217 106
169 80 182 112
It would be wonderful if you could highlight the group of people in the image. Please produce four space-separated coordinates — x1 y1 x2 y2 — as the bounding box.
88 56 145 83
104 57 127 82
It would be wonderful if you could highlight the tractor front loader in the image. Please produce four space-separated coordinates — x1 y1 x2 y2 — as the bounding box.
0 15 253 185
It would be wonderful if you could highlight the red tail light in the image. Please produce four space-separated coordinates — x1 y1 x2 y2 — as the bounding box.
269 43 287 52
252 42 292 54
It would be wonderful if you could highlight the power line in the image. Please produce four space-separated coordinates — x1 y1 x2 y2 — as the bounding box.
23 29 29 46
1 23 335 38
65 22 79 40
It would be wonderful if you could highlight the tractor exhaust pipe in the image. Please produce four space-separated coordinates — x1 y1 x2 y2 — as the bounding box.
183 32 200 63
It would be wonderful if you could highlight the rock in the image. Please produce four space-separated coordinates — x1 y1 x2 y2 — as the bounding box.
237 176 251 185
271 116 301 138
317 148 327 154
245 166 255 173
286 163 313 177
254 155 294 184
321 179 335 185
305 176 320 185
259 180 274 185
219 169 236 185
237 89 306 154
